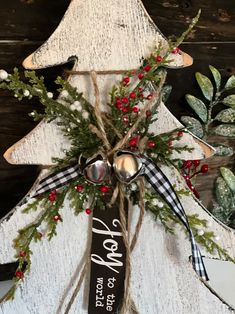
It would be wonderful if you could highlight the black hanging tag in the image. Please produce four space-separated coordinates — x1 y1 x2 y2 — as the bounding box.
88 199 127 313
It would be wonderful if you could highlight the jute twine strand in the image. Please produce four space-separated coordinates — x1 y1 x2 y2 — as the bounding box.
118 183 132 314
67 69 137 75
101 113 122 139
64 259 89 314
90 71 111 151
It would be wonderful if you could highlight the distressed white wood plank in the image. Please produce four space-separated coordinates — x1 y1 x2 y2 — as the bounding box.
22 0 192 71
0 167 235 313
5 0 208 165
0 1 234 313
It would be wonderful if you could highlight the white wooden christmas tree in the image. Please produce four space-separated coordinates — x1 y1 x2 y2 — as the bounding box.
0 1 235 313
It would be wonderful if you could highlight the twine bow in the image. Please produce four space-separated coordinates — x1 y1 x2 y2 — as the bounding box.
33 71 208 314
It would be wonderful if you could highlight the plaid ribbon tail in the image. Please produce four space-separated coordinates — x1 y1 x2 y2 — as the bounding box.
141 156 209 281
32 164 81 198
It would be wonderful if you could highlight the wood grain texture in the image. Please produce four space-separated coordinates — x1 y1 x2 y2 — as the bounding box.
0 1 234 313
0 0 234 217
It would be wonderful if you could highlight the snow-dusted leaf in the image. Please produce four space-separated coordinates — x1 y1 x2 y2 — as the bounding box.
212 144 234 156
213 124 235 137
195 72 214 101
212 205 232 225
180 116 204 138
162 85 172 102
220 167 235 192
209 65 221 91
225 75 235 90
215 177 233 208
185 94 208 123
214 108 235 123
222 95 235 109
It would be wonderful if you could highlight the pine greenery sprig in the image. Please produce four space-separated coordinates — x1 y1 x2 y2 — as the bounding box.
143 186 235 263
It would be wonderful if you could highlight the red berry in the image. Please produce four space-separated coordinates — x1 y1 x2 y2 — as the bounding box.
132 106 139 113
186 180 193 189
122 116 129 124
129 136 138 147
75 185 84 193
121 97 129 104
130 70 136 76
138 87 143 92
123 77 130 85
183 174 190 181
19 251 27 258
138 72 144 80
192 160 200 167
146 110 152 118
129 92 137 99
139 93 144 98
115 103 122 110
168 140 173 147
122 106 130 113
15 271 24 279
99 186 109 193
144 64 152 72
183 160 193 169
115 98 122 109
172 47 180 54
155 55 162 62
48 190 57 202
147 140 156 148
85 208 92 215
177 131 184 137
53 214 61 222
201 164 209 173
147 94 153 100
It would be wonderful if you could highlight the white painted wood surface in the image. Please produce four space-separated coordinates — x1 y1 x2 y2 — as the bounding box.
0 1 234 313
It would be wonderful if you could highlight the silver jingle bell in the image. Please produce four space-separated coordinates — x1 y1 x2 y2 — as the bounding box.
80 153 110 184
113 150 143 184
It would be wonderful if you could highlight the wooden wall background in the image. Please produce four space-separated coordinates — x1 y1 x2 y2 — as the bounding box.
0 0 234 218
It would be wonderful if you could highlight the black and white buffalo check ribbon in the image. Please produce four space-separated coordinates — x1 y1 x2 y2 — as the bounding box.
32 163 80 197
32 154 208 281
140 155 209 281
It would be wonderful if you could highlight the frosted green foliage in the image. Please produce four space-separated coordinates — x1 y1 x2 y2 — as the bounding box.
195 72 214 101
183 65 235 141
213 168 235 228
185 94 207 123
180 116 204 138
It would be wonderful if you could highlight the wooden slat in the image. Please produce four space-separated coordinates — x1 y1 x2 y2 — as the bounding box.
0 2 234 218
0 1 234 42
0 0 69 41
143 0 235 42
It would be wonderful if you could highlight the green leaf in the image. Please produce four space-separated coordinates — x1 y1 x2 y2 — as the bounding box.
220 167 235 192
215 177 233 208
213 124 235 137
185 94 208 123
211 144 234 156
212 205 233 225
214 108 235 123
180 116 204 138
222 95 235 109
195 72 214 101
209 65 221 91
162 85 172 102
225 75 235 90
